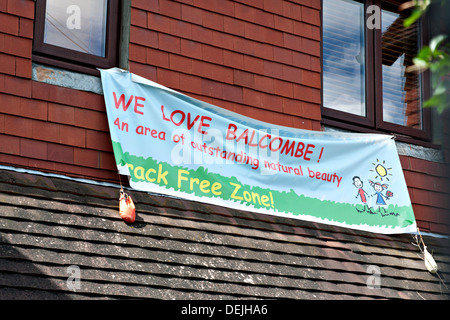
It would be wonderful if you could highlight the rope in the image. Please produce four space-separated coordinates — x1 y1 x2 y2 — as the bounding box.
412 227 449 293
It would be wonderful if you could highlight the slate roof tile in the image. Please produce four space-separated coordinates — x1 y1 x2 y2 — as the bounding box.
0 169 449 299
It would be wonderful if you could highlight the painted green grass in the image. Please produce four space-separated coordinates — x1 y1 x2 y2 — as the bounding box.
113 141 415 230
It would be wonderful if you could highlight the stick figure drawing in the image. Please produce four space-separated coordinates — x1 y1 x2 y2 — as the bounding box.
368 180 393 205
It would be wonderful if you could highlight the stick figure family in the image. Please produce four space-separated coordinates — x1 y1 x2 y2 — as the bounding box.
352 176 394 209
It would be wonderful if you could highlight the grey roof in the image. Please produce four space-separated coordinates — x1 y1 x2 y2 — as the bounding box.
0 168 449 300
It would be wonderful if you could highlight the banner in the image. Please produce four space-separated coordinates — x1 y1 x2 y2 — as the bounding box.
99 68 416 234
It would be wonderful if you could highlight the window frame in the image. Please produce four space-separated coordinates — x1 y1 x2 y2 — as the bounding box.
33 0 120 75
321 0 433 145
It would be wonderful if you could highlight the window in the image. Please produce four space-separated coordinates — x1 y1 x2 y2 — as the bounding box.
33 0 120 75
322 0 432 143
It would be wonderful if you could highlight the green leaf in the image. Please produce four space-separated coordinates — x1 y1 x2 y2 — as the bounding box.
430 35 447 53
403 8 423 27
413 57 429 69
423 93 448 113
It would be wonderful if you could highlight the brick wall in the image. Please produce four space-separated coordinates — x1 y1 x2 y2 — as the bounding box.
0 0 449 234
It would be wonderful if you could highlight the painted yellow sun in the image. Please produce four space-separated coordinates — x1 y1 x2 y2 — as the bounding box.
371 159 392 181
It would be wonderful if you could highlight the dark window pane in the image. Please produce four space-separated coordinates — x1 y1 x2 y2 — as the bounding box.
323 0 366 117
44 0 108 57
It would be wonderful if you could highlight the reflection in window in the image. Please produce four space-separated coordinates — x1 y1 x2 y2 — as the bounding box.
323 0 366 117
381 5 422 129
44 0 108 57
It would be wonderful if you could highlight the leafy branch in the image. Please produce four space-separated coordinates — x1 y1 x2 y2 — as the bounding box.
402 0 450 113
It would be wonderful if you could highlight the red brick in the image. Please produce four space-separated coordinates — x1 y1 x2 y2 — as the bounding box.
179 73 202 94
301 70 321 88
233 70 254 88
301 101 321 120
274 15 294 33
0 12 18 35
194 0 234 16
223 50 244 69
202 10 224 31
7 0 34 19
222 83 243 104
1 33 32 58
263 60 283 79
404 170 448 192
86 130 113 152
191 24 214 44
129 43 146 64
244 22 263 41
273 47 293 65
283 1 302 21
282 64 302 83
242 55 264 75
294 21 313 38
1 72 31 97
264 27 284 47
132 0 158 12
263 0 284 15
159 0 181 19
254 75 274 94
239 0 264 9
74 148 99 168
181 4 202 24
158 33 181 54
32 120 59 143
59 125 86 148
0 113 3 133
169 54 192 73
201 78 223 99
274 79 293 98
130 26 158 48
18 17 33 38
47 143 74 164
210 64 233 84
202 44 223 64
292 117 313 130
399 155 411 170
180 39 202 60
99 151 117 171
170 18 192 39
48 103 75 125
4 114 32 137
242 88 264 108
146 48 169 67
223 16 245 37
292 51 311 70
301 37 320 57
147 12 171 33
0 52 15 75
20 138 47 160
157 68 180 89
211 31 234 51
282 98 303 117
409 157 445 176
15 56 31 78
310 56 321 72
262 93 283 113
131 8 147 28
0 0 6 12
0 134 20 155
301 6 320 26
283 32 302 52
31 81 104 110
293 84 313 101
74 108 109 132
129 61 157 82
